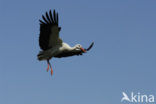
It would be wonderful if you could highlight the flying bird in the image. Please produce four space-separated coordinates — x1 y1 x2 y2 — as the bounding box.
37 10 94 75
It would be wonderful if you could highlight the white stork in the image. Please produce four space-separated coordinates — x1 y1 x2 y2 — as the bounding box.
37 10 94 75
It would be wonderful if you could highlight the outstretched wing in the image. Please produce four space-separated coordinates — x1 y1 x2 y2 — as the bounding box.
39 10 62 51
54 42 94 58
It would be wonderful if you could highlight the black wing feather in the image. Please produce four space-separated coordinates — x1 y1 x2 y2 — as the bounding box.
42 15 50 24
39 10 60 50
53 10 56 24
46 12 52 23
56 13 59 24
39 19 46 24
49 10 54 23
54 51 83 58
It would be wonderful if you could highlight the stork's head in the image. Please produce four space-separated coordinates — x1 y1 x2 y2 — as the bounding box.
74 44 86 53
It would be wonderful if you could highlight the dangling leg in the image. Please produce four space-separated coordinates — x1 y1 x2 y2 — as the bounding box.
47 60 50 72
49 63 53 76
47 60 53 76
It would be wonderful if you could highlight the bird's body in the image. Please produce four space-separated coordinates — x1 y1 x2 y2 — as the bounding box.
38 42 85 60
37 10 94 75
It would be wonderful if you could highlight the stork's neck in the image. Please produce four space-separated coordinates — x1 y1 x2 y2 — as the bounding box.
62 42 76 51
68 45 77 51
71 46 77 51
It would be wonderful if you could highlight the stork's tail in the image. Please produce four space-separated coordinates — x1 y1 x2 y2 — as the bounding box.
37 51 50 61
37 52 44 61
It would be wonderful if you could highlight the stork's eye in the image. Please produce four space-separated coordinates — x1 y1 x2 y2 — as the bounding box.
58 27 61 31
77 45 80 48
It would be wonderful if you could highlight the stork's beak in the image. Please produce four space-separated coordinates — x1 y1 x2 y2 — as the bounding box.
80 47 86 53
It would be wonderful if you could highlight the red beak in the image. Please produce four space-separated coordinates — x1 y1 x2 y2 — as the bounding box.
80 47 86 53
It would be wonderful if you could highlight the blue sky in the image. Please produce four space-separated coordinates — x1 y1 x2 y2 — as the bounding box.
0 0 156 104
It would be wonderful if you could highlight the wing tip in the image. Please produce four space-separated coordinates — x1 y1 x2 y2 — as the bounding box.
39 9 59 25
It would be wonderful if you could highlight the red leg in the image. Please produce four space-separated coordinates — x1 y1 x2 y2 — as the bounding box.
47 60 53 76
47 63 49 72
50 67 53 76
